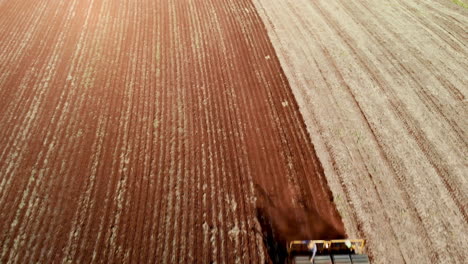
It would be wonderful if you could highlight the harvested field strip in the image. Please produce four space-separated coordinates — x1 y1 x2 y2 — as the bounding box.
0 0 344 263
254 0 468 263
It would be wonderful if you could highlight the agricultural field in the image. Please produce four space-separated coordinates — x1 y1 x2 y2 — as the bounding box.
0 0 343 263
254 0 467 263
0 0 466 263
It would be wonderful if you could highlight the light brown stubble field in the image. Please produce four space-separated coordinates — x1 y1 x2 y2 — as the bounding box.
254 0 467 263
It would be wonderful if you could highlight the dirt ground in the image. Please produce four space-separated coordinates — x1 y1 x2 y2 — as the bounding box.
254 0 468 263
1 0 467 263
0 0 344 263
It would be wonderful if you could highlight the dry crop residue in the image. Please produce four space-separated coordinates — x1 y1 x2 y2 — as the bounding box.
254 0 468 263
0 0 344 263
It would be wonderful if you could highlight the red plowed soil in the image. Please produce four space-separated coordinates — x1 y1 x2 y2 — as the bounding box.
0 0 344 263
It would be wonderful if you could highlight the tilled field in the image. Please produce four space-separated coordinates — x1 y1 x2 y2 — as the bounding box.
254 0 468 263
0 0 344 263
1 0 467 263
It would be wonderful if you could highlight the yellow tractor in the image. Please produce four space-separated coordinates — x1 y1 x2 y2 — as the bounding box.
287 239 369 264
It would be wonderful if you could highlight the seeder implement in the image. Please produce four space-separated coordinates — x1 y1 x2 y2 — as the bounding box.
287 239 369 264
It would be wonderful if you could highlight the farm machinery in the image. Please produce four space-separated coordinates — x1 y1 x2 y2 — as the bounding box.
287 239 370 264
